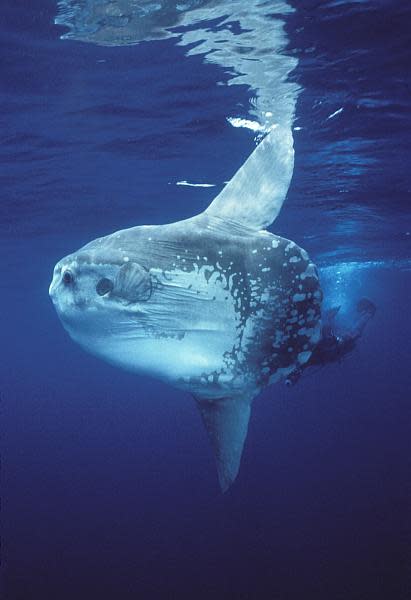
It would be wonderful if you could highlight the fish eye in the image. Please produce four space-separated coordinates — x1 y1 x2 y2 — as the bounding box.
62 270 74 285
96 277 114 296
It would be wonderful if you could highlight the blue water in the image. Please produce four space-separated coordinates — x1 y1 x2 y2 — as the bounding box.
1 1 410 598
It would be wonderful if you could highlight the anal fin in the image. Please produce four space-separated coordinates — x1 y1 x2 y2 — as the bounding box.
196 396 251 493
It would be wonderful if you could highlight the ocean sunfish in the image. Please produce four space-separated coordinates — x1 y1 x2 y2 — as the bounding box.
49 127 322 491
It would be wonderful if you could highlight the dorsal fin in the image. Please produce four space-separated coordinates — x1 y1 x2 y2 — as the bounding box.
204 126 294 230
196 396 251 492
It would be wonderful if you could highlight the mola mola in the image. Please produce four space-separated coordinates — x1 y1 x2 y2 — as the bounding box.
49 127 322 491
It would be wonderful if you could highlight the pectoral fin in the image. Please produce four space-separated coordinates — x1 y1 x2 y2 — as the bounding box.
196 395 252 492
114 262 152 302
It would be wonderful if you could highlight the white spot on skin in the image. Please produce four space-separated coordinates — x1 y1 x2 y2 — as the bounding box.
271 239 280 249
298 327 316 337
123 256 129 262
289 256 301 263
252 249 257 254
269 365 296 385
261 267 271 272
298 351 311 364
293 293 307 302
300 265 316 280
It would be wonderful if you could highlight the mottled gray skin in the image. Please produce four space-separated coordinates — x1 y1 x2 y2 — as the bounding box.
49 125 322 491
51 213 322 401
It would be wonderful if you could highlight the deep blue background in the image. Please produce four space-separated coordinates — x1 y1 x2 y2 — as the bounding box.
1 1 410 599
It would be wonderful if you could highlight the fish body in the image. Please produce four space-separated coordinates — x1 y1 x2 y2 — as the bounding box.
49 127 322 490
